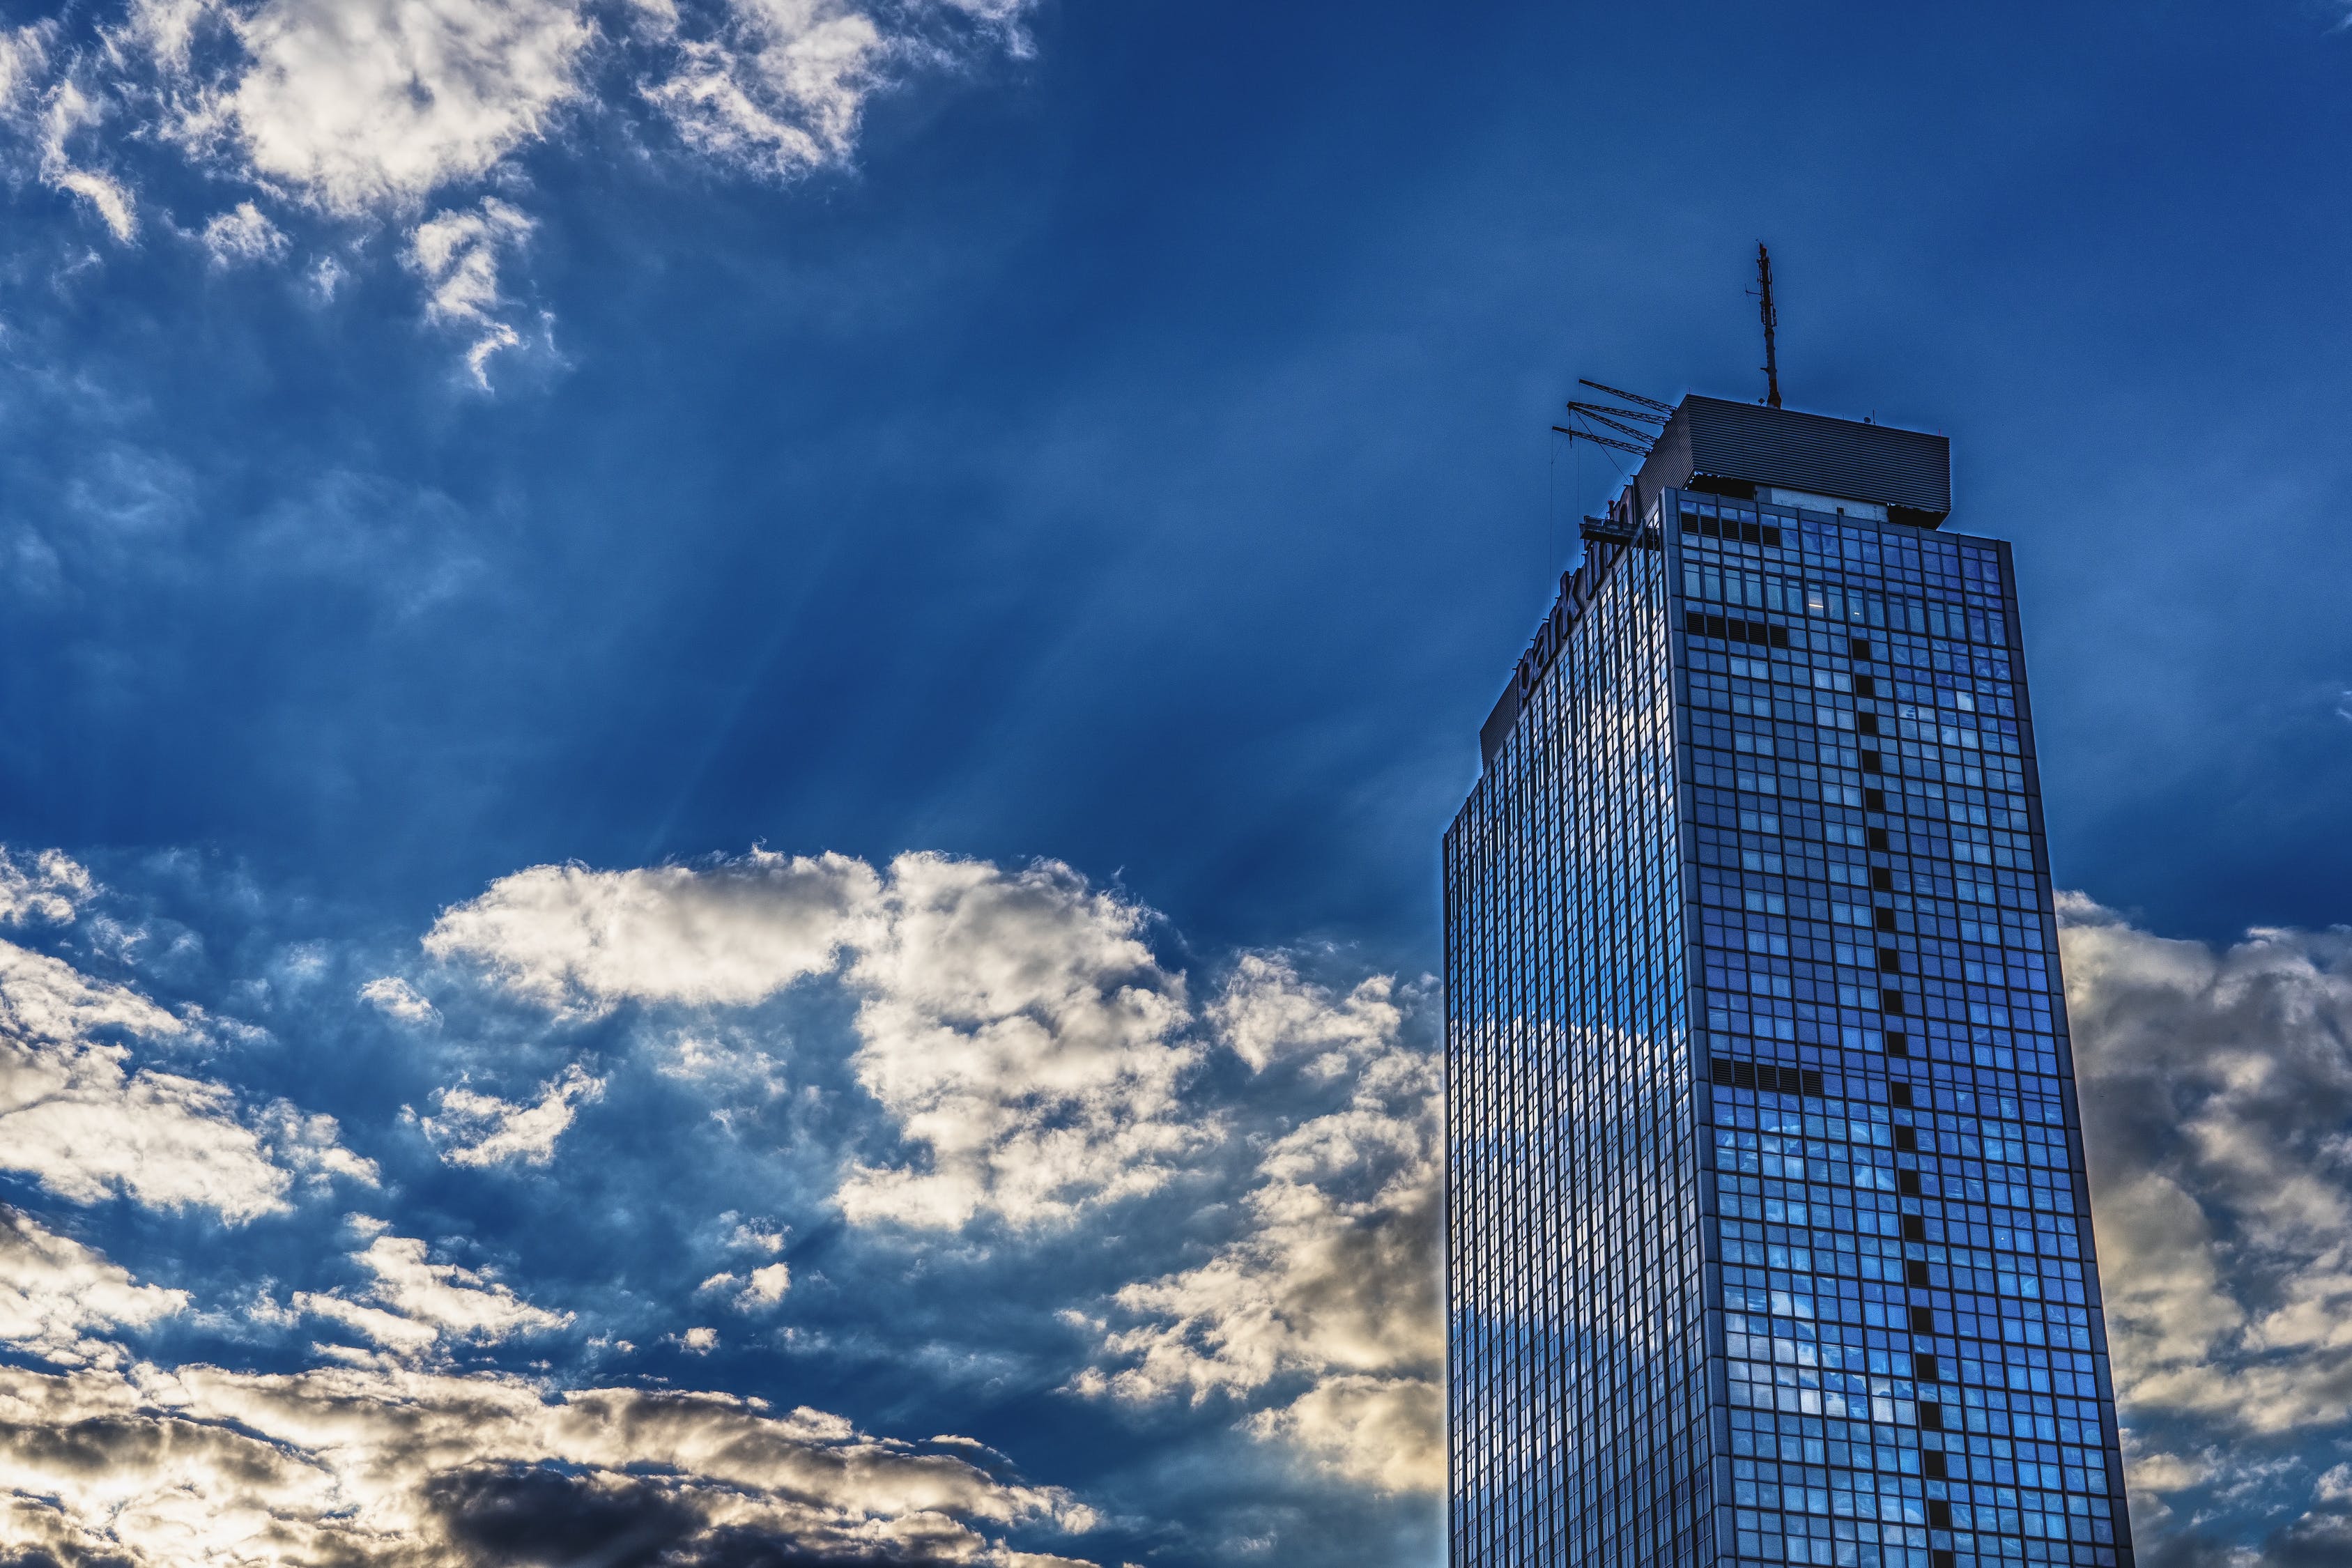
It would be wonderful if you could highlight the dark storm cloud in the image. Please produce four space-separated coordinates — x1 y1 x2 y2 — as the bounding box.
426 1466 704 1566
428 1463 978 1567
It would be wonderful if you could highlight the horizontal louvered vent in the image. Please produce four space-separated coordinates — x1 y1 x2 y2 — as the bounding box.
1684 610 1788 648
1709 1057 1824 1097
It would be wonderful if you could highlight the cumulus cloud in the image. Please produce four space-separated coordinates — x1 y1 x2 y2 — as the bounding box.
429 852 1446 1485
417 1061 604 1167
1079 954 1443 1494
0 1358 1096 1565
837 854 1206 1231
0 937 374 1219
431 851 1210 1230
2058 894 2352 1436
0 0 1036 366
1208 951 1400 1073
204 0 594 215
425 850 878 1015
0 1207 186 1367
726 1214 788 1252
701 1260 792 1310
297 1229 569 1355
358 974 438 1024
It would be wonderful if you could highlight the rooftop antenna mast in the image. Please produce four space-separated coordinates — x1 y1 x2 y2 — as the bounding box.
1550 378 1670 456
1753 243 1782 409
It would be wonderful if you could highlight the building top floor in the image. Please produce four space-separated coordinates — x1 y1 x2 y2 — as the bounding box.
1636 395 1951 526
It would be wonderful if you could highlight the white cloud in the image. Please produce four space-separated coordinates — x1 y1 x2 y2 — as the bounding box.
725 1214 787 1252
739 1260 791 1304
201 198 287 264
1245 1374 1441 1498
298 1229 569 1353
297 1288 441 1354
0 848 93 926
37 77 138 241
255 1096 384 1189
0 1208 186 1367
704 1260 792 1309
2059 894 2352 1433
433 850 1213 1230
0 934 185 1061
0 1357 1096 1565
0 938 373 1220
206 0 593 216
425 850 878 1015
403 197 535 385
2121 1443 2213 1498
1208 951 1400 1073
0 0 1036 369
357 974 437 1024
675 1324 719 1353
643 0 884 177
1080 955 1443 1493
838 854 1206 1231
416 1061 603 1167
0 24 54 116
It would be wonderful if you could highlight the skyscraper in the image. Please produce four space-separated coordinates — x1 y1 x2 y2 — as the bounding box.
1444 396 2132 1568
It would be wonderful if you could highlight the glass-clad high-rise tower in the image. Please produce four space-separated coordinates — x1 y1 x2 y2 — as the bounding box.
1444 397 2132 1568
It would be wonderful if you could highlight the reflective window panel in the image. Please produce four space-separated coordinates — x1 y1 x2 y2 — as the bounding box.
1446 495 2134 1568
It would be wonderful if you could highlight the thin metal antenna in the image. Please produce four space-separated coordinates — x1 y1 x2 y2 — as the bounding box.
1562 402 1659 443
1551 378 1671 457
1577 378 1675 417
1549 422 1648 456
1753 243 1782 409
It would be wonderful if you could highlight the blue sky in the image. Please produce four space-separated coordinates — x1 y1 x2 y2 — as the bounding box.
0 0 2347 1563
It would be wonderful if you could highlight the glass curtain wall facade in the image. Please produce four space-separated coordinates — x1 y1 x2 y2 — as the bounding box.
1446 440 2133 1568
1445 529 1709 1568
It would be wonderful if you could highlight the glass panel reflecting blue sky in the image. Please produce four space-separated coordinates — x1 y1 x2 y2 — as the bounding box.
1449 489 2130 1568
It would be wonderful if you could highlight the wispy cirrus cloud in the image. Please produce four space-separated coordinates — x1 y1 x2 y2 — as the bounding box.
404 196 537 385
0 847 93 925
199 197 287 264
2 0 1035 377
